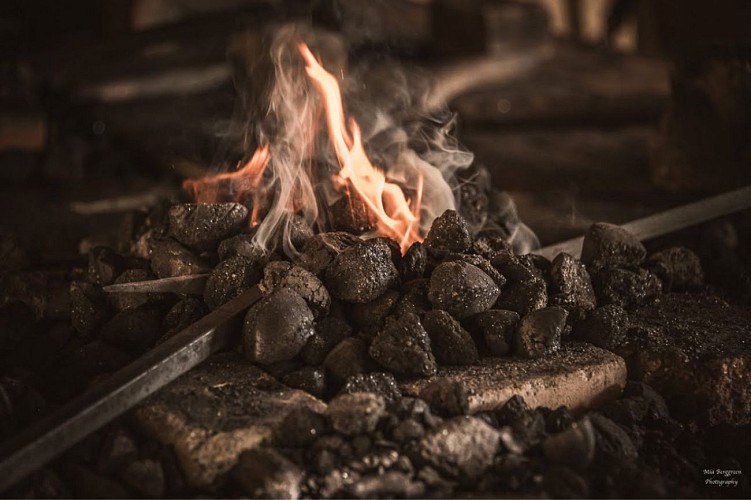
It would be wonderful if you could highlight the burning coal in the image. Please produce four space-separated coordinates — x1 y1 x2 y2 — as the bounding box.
183 25 536 255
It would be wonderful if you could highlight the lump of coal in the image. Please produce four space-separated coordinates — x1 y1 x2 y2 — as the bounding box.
168 202 248 251
581 222 646 273
323 337 375 386
415 416 499 480
348 290 400 331
204 255 264 310
428 261 500 319
421 309 479 365
160 298 208 340
232 448 302 499
472 233 514 262
217 233 267 261
424 209 473 258
119 459 165 498
339 372 402 403
243 288 315 365
393 279 431 317
447 253 506 288
471 309 519 356
420 379 470 417
646 246 704 291
276 407 328 448
574 304 628 351
100 307 162 354
369 313 437 377
260 261 330 317
330 193 375 234
87 247 124 286
592 268 662 308
493 263 547 316
589 413 638 465
549 253 596 321
149 238 210 279
296 232 361 276
300 316 351 365
401 242 427 281
542 417 596 471
70 282 110 336
514 306 568 358
324 238 399 303
326 392 385 436
281 366 326 399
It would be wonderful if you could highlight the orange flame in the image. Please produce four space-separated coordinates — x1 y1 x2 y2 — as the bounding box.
299 43 423 252
182 144 270 206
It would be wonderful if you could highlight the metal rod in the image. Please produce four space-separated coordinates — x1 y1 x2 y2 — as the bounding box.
534 185 751 260
102 273 209 295
0 286 263 492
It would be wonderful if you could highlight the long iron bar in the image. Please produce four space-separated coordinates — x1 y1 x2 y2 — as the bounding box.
0 285 263 492
534 185 751 260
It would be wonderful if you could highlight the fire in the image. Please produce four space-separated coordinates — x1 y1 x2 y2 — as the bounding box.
300 43 423 252
183 42 424 253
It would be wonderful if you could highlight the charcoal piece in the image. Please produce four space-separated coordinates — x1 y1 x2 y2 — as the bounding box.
415 416 499 480
472 234 514 262
349 290 400 330
423 210 473 258
100 307 162 354
470 309 519 357
97 427 138 475
350 471 426 499
447 253 506 288
589 413 638 466
243 288 315 365
549 253 596 322
392 397 443 428
281 366 327 399
70 282 110 336
285 215 315 249
260 261 330 317
393 279 431 317
0 300 35 352
581 222 646 273
232 448 302 499
339 372 402 403
428 262 500 319
401 242 426 281
296 232 362 276
573 304 628 351
646 246 704 291
622 381 669 420
542 417 596 471
542 465 590 499
546 406 575 433
87 247 124 286
61 464 129 499
108 268 163 311
419 379 470 417
421 309 478 365
369 313 437 377
323 337 375 386
455 168 490 235
517 254 550 282
276 407 328 448
326 392 386 436
592 268 662 308
392 419 426 443
204 255 264 310
168 202 248 251
149 238 211 279
300 316 352 365
514 307 568 358
324 238 400 304
495 394 530 424
160 298 208 339
493 262 547 316
119 459 165 498
0 229 28 273
330 193 374 234
217 233 267 261
600 397 650 426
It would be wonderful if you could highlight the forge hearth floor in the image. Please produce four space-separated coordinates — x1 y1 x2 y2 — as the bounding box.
402 342 626 414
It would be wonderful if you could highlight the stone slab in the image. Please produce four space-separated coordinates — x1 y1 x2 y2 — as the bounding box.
401 342 626 414
628 293 751 426
131 353 325 489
